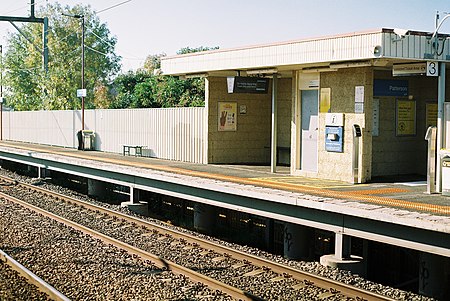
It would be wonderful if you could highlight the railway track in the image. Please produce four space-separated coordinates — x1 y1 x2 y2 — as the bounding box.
0 247 69 300
0 174 396 300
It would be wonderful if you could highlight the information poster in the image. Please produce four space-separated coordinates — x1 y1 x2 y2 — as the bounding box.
354 86 364 113
426 102 438 128
218 102 237 131
396 99 416 136
320 88 331 113
372 99 379 136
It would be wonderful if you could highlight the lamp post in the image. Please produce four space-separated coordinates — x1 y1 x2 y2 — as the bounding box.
62 13 85 132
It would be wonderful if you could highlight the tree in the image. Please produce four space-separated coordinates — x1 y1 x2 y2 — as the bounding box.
176 46 219 55
3 2 121 110
142 53 166 74
110 46 218 109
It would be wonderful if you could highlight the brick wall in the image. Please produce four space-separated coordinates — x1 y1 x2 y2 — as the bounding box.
206 77 291 164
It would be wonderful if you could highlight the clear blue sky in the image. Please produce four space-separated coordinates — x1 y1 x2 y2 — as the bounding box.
1 0 450 71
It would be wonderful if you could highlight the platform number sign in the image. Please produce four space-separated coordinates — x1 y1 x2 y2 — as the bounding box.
426 61 438 77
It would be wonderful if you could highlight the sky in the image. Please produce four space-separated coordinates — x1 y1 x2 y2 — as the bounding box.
1 0 450 72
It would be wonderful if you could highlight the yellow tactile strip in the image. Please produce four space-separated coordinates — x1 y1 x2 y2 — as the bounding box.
248 178 450 215
2 143 450 216
344 188 410 195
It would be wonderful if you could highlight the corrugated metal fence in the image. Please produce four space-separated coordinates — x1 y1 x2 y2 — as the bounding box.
2 107 207 164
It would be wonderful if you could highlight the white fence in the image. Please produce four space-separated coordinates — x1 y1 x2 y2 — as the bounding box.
2 107 208 164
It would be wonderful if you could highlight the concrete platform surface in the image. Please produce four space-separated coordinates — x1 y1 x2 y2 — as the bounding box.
0 141 448 217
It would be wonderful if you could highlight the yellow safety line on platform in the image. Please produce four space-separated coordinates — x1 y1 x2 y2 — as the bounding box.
3 143 450 215
344 188 410 195
250 177 359 189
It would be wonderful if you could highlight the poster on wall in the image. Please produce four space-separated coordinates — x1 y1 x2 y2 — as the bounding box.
426 102 438 128
320 88 331 113
396 99 416 136
354 86 364 113
218 102 237 131
372 99 379 136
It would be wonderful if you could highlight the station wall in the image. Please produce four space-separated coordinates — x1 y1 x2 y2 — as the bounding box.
206 77 292 164
318 67 373 182
371 72 449 178
317 67 448 181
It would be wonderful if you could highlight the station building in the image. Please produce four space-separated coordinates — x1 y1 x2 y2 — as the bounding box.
161 28 450 186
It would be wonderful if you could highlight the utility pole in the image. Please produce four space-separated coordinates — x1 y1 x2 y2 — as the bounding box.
62 13 85 133
0 0 48 72
81 16 85 131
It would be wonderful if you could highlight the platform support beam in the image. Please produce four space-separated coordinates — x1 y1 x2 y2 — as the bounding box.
121 186 148 216
265 218 274 253
419 252 450 299
283 223 311 260
320 233 366 276
194 202 216 234
87 178 106 198
335 232 351 260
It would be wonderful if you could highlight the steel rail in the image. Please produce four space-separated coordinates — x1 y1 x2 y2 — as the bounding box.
0 248 70 301
1 176 394 301
0 191 260 301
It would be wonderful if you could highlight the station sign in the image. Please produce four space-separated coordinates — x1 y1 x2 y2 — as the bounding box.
393 62 438 77
77 89 87 98
227 76 269 94
393 63 426 77
426 61 438 77
373 79 408 97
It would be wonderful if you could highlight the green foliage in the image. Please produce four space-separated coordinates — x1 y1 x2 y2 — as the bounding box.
110 72 206 109
110 46 218 109
177 46 219 55
2 2 216 112
3 2 120 111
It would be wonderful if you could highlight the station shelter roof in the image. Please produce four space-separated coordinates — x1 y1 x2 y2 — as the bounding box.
161 28 450 78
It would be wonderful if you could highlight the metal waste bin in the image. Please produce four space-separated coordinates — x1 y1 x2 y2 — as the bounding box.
442 156 450 196
82 130 95 151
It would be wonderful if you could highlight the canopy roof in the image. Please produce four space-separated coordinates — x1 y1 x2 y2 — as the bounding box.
161 28 450 77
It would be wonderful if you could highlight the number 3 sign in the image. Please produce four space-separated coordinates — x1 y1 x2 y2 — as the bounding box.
427 61 438 77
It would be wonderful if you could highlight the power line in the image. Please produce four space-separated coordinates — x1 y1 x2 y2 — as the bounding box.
85 26 145 61
85 45 109 56
0 0 47 15
95 0 132 15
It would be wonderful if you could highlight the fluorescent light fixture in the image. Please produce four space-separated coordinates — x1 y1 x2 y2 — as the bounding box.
246 68 278 75
329 61 373 69
302 67 337 73
179 73 208 79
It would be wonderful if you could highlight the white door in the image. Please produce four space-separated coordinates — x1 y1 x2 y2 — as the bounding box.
301 90 319 172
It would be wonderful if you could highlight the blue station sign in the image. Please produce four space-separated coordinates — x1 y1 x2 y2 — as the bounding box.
373 79 408 97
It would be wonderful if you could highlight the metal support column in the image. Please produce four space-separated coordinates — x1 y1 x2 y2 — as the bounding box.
436 63 446 193
130 186 135 203
271 74 278 173
334 233 351 260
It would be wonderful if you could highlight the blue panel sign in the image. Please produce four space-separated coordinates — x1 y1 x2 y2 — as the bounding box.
373 79 408 97
325 126 343 153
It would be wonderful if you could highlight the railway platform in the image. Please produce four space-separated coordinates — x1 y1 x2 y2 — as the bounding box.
0 140 449 297
0 141 447 216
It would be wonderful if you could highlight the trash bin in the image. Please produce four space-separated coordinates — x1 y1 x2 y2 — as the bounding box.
77 130 83 150
82 130 95 151
442 156 450 196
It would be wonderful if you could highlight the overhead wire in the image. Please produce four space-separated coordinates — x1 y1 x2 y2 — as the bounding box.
95 0 132 15
0 0 47 15
84 26 144 61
